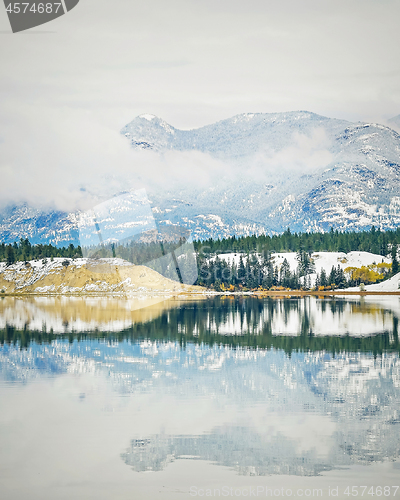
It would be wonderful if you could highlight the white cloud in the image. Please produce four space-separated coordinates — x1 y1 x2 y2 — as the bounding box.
0 105 137 211
246 127 333 179
0 103 233 212
0 101 335 213
0 0 398 214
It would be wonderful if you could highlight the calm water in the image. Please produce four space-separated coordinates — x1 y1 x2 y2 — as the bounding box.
0 295 400 499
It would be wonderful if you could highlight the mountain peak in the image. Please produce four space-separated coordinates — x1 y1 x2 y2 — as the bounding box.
120 114 176 151
3 111 400 246
125 113 174 129
138 113 158 121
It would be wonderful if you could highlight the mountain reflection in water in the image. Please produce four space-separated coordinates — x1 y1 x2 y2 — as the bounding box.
0 296 400 477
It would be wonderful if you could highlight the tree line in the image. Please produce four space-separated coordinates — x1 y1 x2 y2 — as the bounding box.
1 226 399 291
194 226 400 256
0 238 82 265
195 251 365 291
193 226 399 291
0 238 184 266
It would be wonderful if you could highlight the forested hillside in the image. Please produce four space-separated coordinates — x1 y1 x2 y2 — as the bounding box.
0 238 82 264
193 227 399 291
193 226 400 256
1 227 399 291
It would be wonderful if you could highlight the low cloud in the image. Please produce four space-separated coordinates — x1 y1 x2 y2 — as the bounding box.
0 105 333 214
383 117 400 134
248 127 333 179
0 104 234 212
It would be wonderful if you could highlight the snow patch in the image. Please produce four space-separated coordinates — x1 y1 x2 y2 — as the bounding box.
139 114 156 121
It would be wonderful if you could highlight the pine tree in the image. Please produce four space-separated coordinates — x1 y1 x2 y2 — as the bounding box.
262 259 274 289
290 271 300 290
280 258 291 288
230 261 237 286
297 250 314 277
273 266 279 286
392 245 399 276
250 254 261 288
335 265 347 288
6 245 15 266
238 256 246 286
214 279 222 292
329 266 337 288
320 268 328 287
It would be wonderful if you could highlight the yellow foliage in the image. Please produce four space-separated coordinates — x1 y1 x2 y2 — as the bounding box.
220 283 236 292
344 262 390 284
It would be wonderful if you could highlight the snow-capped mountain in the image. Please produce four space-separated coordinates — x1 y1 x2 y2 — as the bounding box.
121 111 400 238
2 111 400 244
0 204 79 246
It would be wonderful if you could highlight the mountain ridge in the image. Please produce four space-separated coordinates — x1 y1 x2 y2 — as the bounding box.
2 110 400 245
121 110 400 237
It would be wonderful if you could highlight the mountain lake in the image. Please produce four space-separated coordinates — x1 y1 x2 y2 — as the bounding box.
0 295 399 499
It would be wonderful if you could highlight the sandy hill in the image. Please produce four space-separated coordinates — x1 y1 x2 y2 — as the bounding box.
0 258 204 295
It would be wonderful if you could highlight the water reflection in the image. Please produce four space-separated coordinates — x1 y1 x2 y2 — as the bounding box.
1 296 400 352
0 296 400 478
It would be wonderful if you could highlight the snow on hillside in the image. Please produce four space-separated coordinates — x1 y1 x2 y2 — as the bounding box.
346 272 400 291
119 111 400 238
214 251 390 273
0 257 132 288
0 258 201 295
212 250 394 289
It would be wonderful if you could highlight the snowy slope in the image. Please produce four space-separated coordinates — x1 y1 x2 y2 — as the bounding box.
0 257 202 295
120 112 400 237
347 272 400 291
214 250 390 274
213 250 394 290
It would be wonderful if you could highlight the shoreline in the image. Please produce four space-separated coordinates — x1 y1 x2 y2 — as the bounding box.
1 290 400 298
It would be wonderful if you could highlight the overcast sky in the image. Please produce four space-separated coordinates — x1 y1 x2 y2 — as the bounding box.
0 0 400 210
